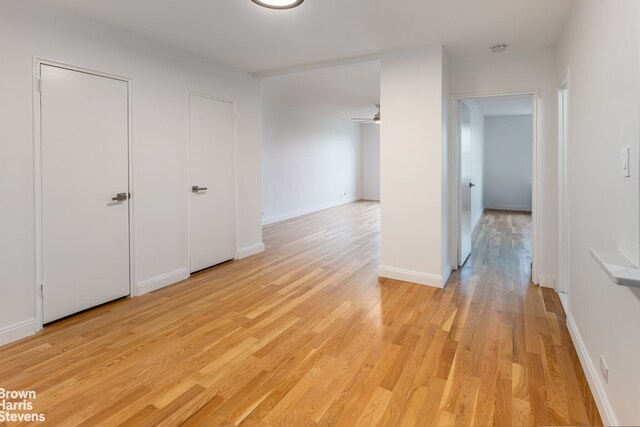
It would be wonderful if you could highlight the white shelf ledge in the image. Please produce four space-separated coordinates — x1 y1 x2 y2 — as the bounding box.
590 248 640 288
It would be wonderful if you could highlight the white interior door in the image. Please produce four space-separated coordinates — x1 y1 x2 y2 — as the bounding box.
41 64 130 323
189 94 235 273
459 102 473 265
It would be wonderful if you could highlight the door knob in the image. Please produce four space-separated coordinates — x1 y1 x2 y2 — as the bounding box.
192 186 208 193
111 192 128 202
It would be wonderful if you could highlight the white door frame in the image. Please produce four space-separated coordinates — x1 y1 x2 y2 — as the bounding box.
33 58 135 331
457 101 473 266
557 68 571 303
450 89 541 285
186 91 239 273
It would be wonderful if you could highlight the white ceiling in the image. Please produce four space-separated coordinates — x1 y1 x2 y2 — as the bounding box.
262 61 381 121
39 0 576 74
465 95 533 117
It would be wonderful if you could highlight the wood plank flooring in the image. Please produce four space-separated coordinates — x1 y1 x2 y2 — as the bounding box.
0 202 601 426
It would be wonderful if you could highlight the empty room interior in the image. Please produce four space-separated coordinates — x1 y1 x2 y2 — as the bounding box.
0 0 638 426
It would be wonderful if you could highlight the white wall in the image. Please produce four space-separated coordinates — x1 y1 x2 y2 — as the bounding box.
0 1 263 345
261 102 361 224
379 46 450 287
360 124 381 201
464 101 486 230
484 115 533 212
556 1 640 425
450 48 557 287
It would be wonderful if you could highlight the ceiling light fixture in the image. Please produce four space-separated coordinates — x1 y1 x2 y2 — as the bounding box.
251 0 304 10
351 105 381 124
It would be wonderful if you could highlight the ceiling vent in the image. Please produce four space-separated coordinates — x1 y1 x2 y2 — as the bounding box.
490 43 508 53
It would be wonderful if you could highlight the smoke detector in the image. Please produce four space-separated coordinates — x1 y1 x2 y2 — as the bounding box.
490 43 508 53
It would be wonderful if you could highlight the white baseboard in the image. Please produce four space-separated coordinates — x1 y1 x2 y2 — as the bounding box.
566 312 618 426
441 267 452 287
539 274 556 289
558 292 568 313
136 268 190 296
379 266 445 288
0 319 37 347
484 204 532 212
262 197 359 225
471 208 484 232
360 195 380 202
237 242 266 259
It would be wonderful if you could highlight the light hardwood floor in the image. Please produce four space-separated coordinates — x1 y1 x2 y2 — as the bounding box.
0 202 601 426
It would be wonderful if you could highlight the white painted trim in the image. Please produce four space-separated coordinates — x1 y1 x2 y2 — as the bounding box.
484 204 532 212
566 312 618 427
360 195 381 202
33 57 136 329
471 208 484 232
450 89 540 285
186 92 239 274
557 68 571 295
262 197 359 225
136 268 190 296
237 243 266 259
538 275 556 289
378 266 445 288
441 267 452 288
558 292 568 313
0 319 37 347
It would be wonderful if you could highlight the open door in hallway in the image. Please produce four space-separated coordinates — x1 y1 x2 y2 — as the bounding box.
459 102 473 265
456 94 535 276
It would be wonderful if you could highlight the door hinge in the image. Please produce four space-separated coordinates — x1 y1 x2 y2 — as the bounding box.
40 283 44 298
37 79 43 93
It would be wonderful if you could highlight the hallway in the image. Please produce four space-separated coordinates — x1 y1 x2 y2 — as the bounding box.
0 203 600 426
453 209 599 425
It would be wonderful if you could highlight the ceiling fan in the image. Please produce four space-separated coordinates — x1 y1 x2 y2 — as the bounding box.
351 105 381 124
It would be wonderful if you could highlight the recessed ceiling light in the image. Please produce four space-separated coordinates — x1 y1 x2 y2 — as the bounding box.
251 0 304 9
490 43 508 53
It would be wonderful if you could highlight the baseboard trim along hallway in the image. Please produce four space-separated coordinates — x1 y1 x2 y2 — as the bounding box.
237 242 266 259
0 319 37 347
262 197 359 225
136 268 190 296
378 265 446 288
567 312 618 427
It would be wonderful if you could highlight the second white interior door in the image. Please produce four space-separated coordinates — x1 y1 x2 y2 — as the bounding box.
189 94 236 273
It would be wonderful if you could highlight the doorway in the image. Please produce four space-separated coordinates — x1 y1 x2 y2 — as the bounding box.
37 62 132 324
453 92 539 282
557 77 570 307
188 93 236 273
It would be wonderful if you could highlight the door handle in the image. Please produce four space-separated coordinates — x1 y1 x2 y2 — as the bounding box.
192 186 208 193
111 192 128 202
469 183 476 188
